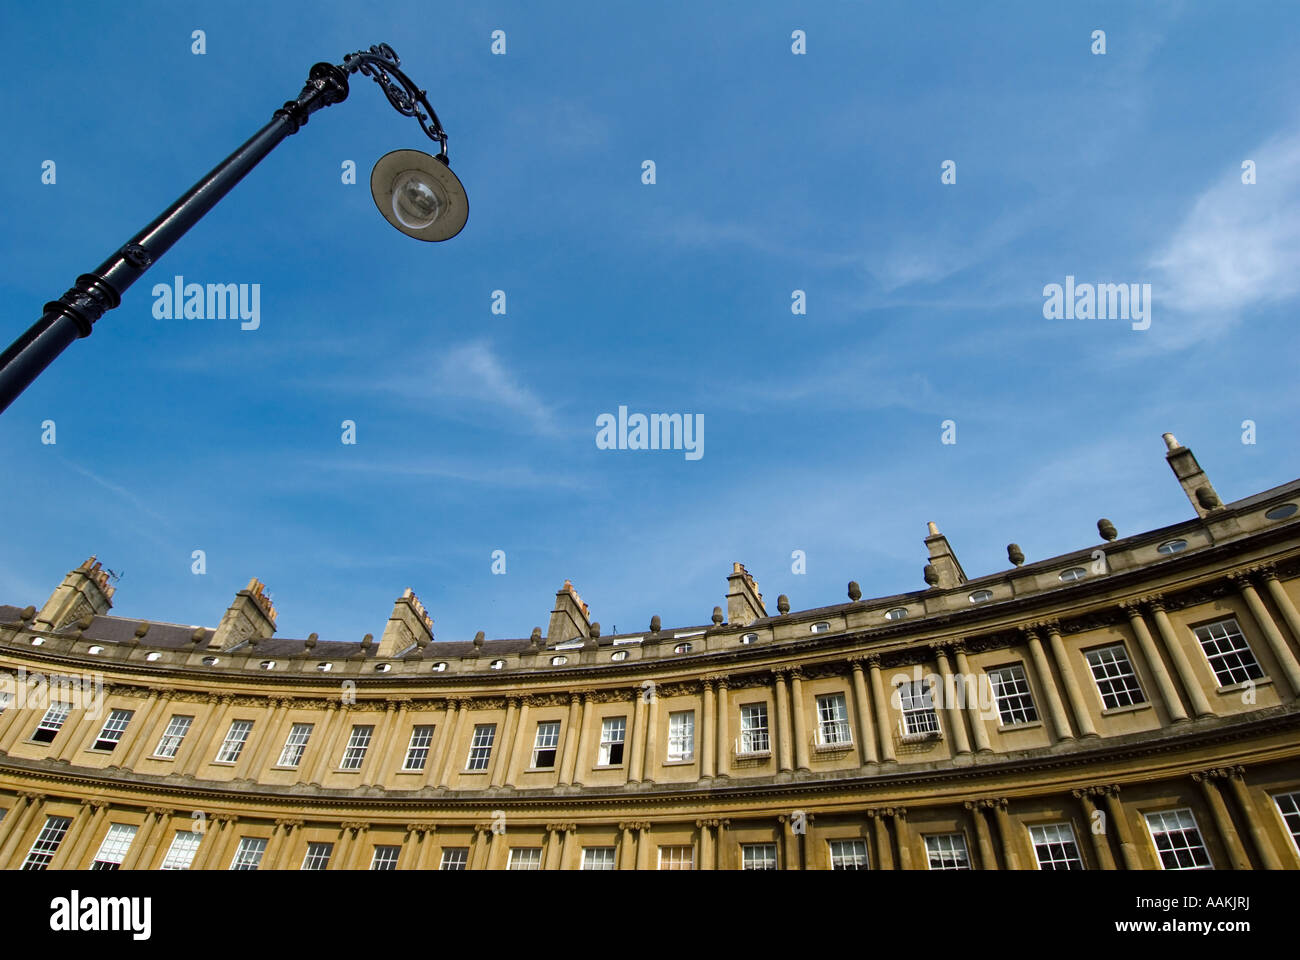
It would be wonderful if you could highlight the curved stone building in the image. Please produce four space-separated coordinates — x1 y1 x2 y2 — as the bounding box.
1 434 1298 870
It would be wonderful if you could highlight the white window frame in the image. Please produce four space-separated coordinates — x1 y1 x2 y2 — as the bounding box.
159 830 201 870
370 845 400 870
403 725 435 771
90 823 138 870
229 836 267 870
667 710 695 761
1029 822 1084 870
92 708 134 751
598 717 626 766
1273 791 1300 856
1084 644 1147 709
657 845 694 870
153 715 193 759
924 832 971 870
738 702 770 755
898 680 940 736
301 841 333 870
828 838 868 870
581 846 616 870
31 701 72 743
741 843 778 870
1144 808 1213 870
508 847 542 870
21 816 71 870
988 663 1039 726
215 720 253 763
277 723 313 768
1192 618 1265 687
531 721 560 769
339 724 374 771
440 848 469 870
466 723 496 771
815 693 851 746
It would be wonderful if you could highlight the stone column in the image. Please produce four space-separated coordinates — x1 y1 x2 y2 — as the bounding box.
557 693 582 785
53 700 99 761
1192 770 1250 869
989 798 1023 869
951 643 992 753
1148 599 1215 718
789 668 810 771
1100 785 1142 869
802 814 821 870
188 815 227 870
965 800 998 869
1072 788 1116 870
618 822 636 870
696 819 715 870
491 697 520 788
892 809 913 870
121 690 167 767
779 814 801 870
436 699 470 788
56 799 108 870
0 792 45 865
1237 572 1300 697
868 656 897 762
343 822 371 869
379 700 413 777
933 645 971 755
701 679 716 779
470 823 491 870
542 823 563 870
868 810 894 870
715 678 732 778
1263 570 1300 686
48 800 95 869
773 670 794 773
184 695 234 776
559 824 577 870
628 690 647 784
214 815 244 869
0 695 31 748
1024 628 1073 741
634 822 652 870
363 700 401 787
848 658 879 764
715 819 732 870
1121 602 1189 722
239 697 289 780
428 698 458 786
642 688 660 784
571 693 597 787
305 702 341 783
1041 621 1098 738
413 825 437 870
119 808 162 869
1220 766 1283 870
135 808 175 869
263 818 301 870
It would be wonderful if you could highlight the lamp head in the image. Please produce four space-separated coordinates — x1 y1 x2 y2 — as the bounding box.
370 149 468 241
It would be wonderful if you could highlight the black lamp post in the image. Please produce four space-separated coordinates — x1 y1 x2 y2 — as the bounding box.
0 43 467 415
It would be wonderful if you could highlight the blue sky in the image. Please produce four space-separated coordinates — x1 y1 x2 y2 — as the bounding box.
1 1 1296 645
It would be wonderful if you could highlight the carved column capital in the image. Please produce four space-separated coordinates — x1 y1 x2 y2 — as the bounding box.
275 818 304 830
145 806 174 818
340 820 368 832
864 653 882 669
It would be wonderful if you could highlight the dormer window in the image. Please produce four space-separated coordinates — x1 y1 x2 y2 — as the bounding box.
810 622 831 634
431 661 448 672
968 589 993 604
550 655 568 666
374 663 392 673
1265 503 1297 520
489 659 505 670
884 608 908 621
259 660 276 670
201 656 219 666
740 633 758 645
674 642 692 654
87 645 104 655
1059 567 1087 583
611 650 628 661
30 637 44 646
1157 539 1188 555
316 662 333 672
145 652 162 662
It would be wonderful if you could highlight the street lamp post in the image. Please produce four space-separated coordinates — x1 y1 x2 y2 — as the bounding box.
0 42 467 415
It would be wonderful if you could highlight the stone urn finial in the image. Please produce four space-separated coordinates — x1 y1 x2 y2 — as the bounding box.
649 615 661 633
473 630 485 648
777 594 790 615
304 632 318 650
711 606 724 625
1007 543 1025 566
923 564 940 586
529 627 542 649
1196 486 1221 510
847 581 861 601
1098 518 1118 542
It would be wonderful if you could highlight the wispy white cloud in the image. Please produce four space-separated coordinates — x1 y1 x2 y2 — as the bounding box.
307 454 587 491
1149 127 1300 345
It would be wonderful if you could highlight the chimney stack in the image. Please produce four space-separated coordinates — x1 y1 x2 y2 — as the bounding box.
726 562 767 626
547 580 592 644
378 588 434 657
211 578 278 649
1163 433 1224 519
923 523 966 589
34 557 115 632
